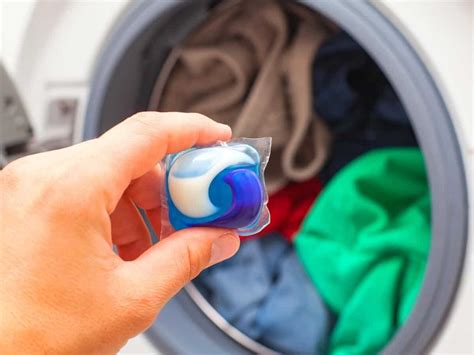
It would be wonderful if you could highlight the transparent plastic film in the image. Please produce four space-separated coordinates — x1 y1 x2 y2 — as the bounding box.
161 138 271 237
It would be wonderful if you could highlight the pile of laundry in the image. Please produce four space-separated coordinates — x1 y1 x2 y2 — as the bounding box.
150 1 431 354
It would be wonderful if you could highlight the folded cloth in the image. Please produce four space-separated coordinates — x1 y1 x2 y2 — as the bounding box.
295 148 430 355
151 0 333 193
195 233 333 354
313 31 410 131
251 178 323 243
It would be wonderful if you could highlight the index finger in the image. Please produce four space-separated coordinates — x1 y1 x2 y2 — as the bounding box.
91 112 232 212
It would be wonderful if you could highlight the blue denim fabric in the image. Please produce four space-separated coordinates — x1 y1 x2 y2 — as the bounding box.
194 234 333 354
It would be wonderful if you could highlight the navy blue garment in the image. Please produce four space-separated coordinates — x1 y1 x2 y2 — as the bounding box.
312 31 410 132
319 118 418 183
194 234 333 354
312 31 418 183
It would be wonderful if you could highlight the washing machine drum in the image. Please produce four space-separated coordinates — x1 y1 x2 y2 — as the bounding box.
84 1 468 354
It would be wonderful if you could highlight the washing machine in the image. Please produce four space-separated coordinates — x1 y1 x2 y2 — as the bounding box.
1 0 472 354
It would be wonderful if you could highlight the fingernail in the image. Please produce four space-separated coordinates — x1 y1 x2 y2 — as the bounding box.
209 232 240 266
220 123 232 135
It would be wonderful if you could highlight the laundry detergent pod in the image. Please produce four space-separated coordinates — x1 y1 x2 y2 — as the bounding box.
161 138 271 236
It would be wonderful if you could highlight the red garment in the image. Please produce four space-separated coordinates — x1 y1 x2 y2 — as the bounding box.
243 178 323 242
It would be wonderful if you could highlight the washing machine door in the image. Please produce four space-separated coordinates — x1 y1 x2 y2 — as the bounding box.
0 63 33 165
83 1 471 354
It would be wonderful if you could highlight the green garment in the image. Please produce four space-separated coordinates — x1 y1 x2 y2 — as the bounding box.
295 148 430 355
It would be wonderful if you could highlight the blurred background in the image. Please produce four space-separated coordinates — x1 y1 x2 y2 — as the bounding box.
1 1 472 354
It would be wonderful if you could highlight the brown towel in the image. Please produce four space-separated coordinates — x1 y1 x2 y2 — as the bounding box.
150 0 333 192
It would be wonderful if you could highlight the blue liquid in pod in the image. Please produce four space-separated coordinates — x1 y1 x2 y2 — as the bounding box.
167 163 263 231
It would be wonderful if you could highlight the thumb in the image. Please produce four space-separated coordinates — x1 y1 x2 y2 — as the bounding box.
115 228 240 317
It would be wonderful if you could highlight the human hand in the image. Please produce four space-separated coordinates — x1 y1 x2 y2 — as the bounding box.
0 112 240 354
